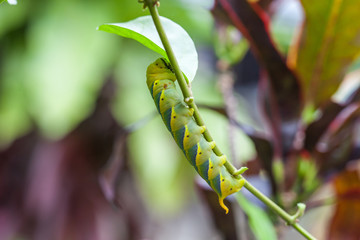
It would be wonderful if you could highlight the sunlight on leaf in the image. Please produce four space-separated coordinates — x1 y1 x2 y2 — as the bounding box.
332 69 360 104
1 0 17 5
290 0 360 107
98 16 198 82
7 0 17 5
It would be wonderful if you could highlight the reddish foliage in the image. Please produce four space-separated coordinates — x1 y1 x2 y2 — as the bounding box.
329 167 360 240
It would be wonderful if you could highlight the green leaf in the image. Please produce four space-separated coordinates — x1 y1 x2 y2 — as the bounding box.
236 194 277 240
98 16 198 82
291 0 360 107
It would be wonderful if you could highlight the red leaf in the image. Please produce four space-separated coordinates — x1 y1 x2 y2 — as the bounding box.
213 0 303 156
329 167 360 240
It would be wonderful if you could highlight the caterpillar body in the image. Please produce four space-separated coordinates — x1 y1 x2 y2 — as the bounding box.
146 58 245 214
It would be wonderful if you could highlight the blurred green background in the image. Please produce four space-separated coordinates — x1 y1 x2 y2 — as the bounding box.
2 0 339 239
0 0 259 212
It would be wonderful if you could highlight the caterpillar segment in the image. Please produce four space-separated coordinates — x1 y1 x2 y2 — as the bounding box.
146 58 246 213
185 138 215 167
169 103 195 132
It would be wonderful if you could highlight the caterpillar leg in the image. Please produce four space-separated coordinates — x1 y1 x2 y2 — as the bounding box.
188 108 195 116
219 155 227 165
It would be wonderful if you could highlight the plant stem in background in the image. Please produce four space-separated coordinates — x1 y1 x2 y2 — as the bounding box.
144 1 316 239
218 65 240 166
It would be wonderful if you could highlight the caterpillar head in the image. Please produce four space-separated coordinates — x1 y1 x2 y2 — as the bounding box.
146 58 176 88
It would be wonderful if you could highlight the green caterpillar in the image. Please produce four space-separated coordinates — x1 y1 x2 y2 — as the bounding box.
146 58 245 213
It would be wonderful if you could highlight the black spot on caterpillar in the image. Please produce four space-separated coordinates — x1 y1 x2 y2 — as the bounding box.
146 58 245 213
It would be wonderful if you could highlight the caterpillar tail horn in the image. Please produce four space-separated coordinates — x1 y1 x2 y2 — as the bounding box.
219 197 229 214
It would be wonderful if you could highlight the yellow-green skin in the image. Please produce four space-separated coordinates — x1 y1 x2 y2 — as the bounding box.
146 58 245 213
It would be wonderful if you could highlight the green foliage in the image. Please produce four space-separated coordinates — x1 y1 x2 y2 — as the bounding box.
0 0 120 142
214 25 249 65
236 194 277 240
0 0 210 145
98 16 198 82
297 158 319 193
293 0 360 107
272 160 285 186
3 0 360 238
